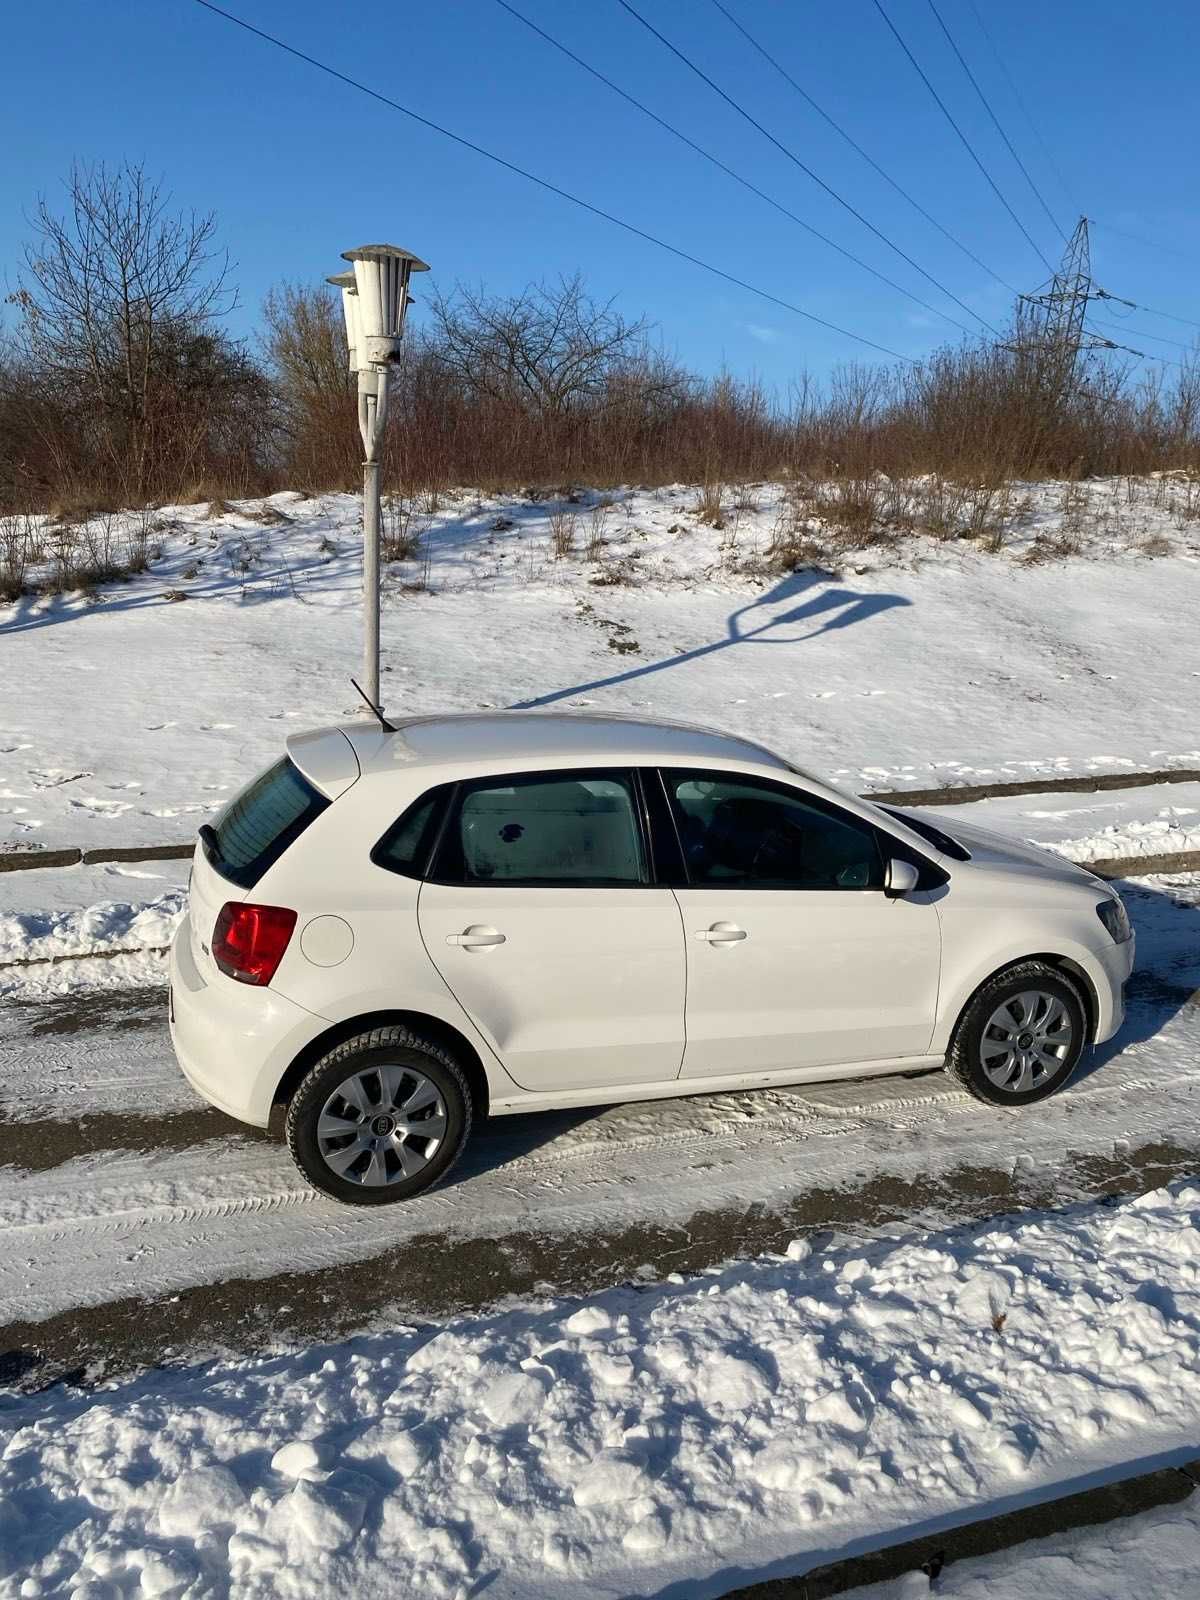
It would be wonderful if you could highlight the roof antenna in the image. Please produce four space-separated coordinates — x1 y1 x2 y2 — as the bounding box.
350 677 397 733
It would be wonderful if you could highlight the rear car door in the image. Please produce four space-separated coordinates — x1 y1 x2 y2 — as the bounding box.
660 768 942 1077
416 769 686 1091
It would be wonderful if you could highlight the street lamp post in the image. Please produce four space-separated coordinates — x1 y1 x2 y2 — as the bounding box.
327 243 429 717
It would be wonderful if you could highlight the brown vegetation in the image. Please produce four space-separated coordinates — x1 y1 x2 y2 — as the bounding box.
3 165 1199 521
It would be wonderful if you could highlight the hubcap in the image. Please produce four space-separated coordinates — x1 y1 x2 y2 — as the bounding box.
979 989 1074 1094
317 1064 447 1187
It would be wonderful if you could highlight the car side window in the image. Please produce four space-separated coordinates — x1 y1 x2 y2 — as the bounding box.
433 770 648 887
372 784 455 879
662 769 884 890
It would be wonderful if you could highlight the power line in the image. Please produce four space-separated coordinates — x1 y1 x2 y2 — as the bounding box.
186 0 916 363
613 0 1000 336
1092 286 1200 333
870 0 1056 274
963 0 1079 219
1092 218 1200 268
1081 328 1181 368
1087 315 1196 352
708 0 1019 297
491 0 980 336
925 0 1065 244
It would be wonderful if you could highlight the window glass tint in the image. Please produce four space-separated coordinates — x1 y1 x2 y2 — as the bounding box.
372 786 451 879
437 772 646 886
208 758 328 889
664 769 883 890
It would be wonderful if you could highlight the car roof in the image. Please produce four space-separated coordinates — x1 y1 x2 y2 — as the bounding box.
307 711 795 780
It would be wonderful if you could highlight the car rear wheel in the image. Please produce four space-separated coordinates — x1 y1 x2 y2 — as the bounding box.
286 1026 472 1204
944 961 1088 1105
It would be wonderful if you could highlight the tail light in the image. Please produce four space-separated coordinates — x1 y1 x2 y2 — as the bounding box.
212 902 297 986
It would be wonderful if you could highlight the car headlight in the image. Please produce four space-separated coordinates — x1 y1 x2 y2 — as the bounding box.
1096 895 1131 944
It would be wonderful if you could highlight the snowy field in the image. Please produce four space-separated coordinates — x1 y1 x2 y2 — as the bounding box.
2 477 1199 855
2 477 1199 1598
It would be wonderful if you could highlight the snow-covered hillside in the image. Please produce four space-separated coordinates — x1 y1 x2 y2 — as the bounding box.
2 478 1198 855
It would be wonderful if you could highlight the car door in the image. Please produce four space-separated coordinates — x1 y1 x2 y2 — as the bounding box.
416 768 686 1092
660 768 942 1078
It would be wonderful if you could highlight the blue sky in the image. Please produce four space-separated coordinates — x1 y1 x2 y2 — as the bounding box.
3 0 1198 389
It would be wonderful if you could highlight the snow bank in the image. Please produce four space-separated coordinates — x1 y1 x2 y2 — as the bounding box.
0 889 185 966
1053 811 1200 863
848 1490 1200 1599
5 1184 1200 1599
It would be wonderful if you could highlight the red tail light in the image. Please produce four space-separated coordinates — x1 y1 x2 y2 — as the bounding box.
212 902 297 986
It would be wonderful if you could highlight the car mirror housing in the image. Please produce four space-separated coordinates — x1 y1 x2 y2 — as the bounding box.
885 858 921 898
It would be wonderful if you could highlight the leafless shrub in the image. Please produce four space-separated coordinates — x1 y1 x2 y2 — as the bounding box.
0 512 42 600
549 506 577 558
382 494 420 561
1140 533 1172 558
824 474 886 547
696 480 725 527
585 502 609 561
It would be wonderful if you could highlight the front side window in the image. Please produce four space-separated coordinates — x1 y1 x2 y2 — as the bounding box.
434 770 647 887
663 769 883 890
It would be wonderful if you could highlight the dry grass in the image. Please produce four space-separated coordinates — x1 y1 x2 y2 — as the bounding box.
549 506 577 559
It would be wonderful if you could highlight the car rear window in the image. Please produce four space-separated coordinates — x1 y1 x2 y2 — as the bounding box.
203 757 329 888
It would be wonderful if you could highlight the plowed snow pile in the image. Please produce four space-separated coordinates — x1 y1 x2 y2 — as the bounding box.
4 1183 1200 1598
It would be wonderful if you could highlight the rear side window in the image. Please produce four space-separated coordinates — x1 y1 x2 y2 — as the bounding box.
433 770 648 887
372 785 453 880
204 757 329 889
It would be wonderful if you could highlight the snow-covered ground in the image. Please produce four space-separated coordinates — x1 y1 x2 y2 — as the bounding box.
3 477 1199 1599
3 1182 1200 1600
2 479 1198 855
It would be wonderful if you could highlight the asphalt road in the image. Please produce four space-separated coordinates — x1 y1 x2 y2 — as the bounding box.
2 874 1199 1391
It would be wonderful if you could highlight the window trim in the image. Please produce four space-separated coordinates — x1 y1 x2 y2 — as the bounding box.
425 766 655 890
659 766 896 894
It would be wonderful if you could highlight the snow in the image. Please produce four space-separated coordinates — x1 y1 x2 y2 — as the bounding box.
4 1182 1200 1599
2 481 1198 857
847 1491 1200 1599
2 871 1198 1325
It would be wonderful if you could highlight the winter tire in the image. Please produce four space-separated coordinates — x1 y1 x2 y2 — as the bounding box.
286 1026 472 1205
944 961 1088 1106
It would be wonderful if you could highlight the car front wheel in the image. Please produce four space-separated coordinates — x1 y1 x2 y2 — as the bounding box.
945 961 1088 1105
286 1026 472 1204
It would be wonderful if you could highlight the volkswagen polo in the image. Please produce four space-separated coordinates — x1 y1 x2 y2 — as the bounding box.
169 713 1134 1204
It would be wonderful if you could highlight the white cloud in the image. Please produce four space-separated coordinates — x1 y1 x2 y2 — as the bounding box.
744 323 780 345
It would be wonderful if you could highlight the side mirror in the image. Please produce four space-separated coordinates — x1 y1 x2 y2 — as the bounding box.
885 858 920 898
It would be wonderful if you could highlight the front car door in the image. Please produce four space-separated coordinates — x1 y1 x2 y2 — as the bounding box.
660 768 942 1077
416 768 686 1092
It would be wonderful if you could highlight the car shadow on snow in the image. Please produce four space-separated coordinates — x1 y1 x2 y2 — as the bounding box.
1075 875 1200 1084
509 568 912 710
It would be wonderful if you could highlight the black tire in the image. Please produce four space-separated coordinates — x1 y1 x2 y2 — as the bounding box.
944 960 1089 1106
285 1026 472 1205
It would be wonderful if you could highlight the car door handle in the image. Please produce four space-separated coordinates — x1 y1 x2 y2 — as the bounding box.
695 922 747 944
446 926 506 949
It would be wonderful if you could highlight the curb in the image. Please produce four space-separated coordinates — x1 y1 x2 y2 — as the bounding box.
0 843 195 875
868 767 1200 808
719 1456 1200 1598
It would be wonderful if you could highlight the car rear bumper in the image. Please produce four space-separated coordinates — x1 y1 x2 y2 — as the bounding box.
169 912 326 1128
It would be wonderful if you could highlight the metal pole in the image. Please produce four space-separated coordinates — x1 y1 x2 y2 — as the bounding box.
363 449 381 711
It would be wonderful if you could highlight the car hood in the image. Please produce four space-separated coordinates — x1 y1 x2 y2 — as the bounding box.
899 807 1104 889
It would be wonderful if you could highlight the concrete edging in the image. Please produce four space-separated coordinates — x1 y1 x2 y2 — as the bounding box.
718 1457 1200 1598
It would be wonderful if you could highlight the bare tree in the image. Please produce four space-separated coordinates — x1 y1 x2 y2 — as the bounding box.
10 161 235 497
262 282 359 487
428 275 655 418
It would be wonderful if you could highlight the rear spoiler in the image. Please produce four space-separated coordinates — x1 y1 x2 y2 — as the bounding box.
285 727 361 801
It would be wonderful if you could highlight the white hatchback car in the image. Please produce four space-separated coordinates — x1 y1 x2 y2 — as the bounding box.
169 713 1134 1205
